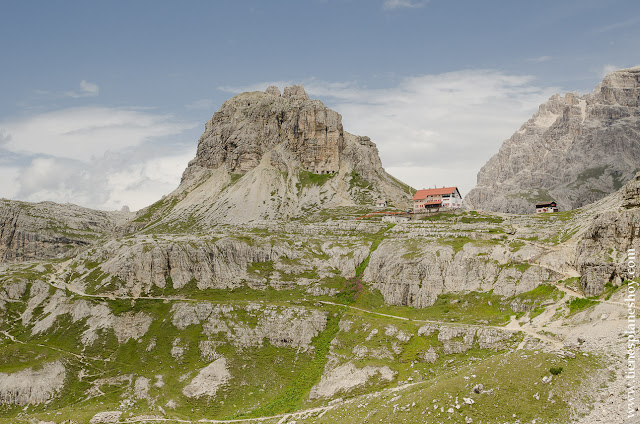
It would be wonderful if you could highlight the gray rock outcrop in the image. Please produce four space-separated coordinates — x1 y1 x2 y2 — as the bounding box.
89 411 123 424
0 199 132 263
575 172 640 295
187 85 342 175
465 66 640 213
364 237 557 307
308 362 395 399
172 303 327 351
0 361 66 405
182 358 231 399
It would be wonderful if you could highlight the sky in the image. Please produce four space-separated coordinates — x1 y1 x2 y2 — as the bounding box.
1 0 639 211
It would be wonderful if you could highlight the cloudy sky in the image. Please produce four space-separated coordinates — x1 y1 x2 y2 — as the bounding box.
1 0 639 211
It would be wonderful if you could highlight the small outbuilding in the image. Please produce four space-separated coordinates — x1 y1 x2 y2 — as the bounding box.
375 199 387 208
535 201 559 213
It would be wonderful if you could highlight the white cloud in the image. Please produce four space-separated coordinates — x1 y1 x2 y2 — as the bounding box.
65 80 100 98
0 107 197 210
383 0 428 10
185 99 214 110
601 64 620 78
102 150 196 210
5 147 196 211
1 106 195 161
0 130 9 145
222 70 559 197
526 55 552 63
0 167 19 199
595 16 640 33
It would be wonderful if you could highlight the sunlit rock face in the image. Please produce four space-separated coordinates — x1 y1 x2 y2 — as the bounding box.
465 66 640 214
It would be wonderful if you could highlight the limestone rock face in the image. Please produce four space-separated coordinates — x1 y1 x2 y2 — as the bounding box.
172 303 327 351
0 199 132 263
622 172 640 208
89 411 123 424
364 237 558 308
182 358 231 399
308 362 395 399
186 85 343 175
575 173 640 295
0 361 66 405
465 66 640 213
86 236 288 296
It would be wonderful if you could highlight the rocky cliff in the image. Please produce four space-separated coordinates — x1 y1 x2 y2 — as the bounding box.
465 66 640 214
575 172 640 296
0 199 131 262
186 85 343 176
135 85 413 227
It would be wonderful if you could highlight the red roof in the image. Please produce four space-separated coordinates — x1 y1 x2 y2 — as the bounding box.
412 187 458 201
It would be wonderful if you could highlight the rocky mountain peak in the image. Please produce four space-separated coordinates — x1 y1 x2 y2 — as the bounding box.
464 66 640 213
595 66 640 107
185 84 343 177
282 84 310 100
137 86 413 225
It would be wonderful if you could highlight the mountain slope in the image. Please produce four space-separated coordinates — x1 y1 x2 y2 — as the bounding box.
465 66 640 213
134 85 413 228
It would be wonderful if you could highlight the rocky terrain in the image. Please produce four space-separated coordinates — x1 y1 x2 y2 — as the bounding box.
0 85 638 424
465 66 640 214
0 199 132 263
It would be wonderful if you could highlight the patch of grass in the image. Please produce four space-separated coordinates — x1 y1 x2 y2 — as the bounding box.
459 215 504 224
242 310 343 417
516 284 558 302
296 170 335 193
293 349 600 424
521 236 539 241
512 262 532 273
550 366 563 375
419 212 457 221
336 277 364 305
355 224 394 277
529 307 545 320
568 298 600 315
133 197 179 224
602 279 628 300
230 173 243 184
437 236 472 254
350 286 512 326
247 260 275 280
509 240 525 252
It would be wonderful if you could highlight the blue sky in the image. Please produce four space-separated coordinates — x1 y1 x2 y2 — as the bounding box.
1 0 638 210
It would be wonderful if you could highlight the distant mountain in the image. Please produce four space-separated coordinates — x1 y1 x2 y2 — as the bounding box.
133 85 413 228
464 66 640 213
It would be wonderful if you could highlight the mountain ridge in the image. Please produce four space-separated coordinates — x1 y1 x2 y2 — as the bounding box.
464 66 640 213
